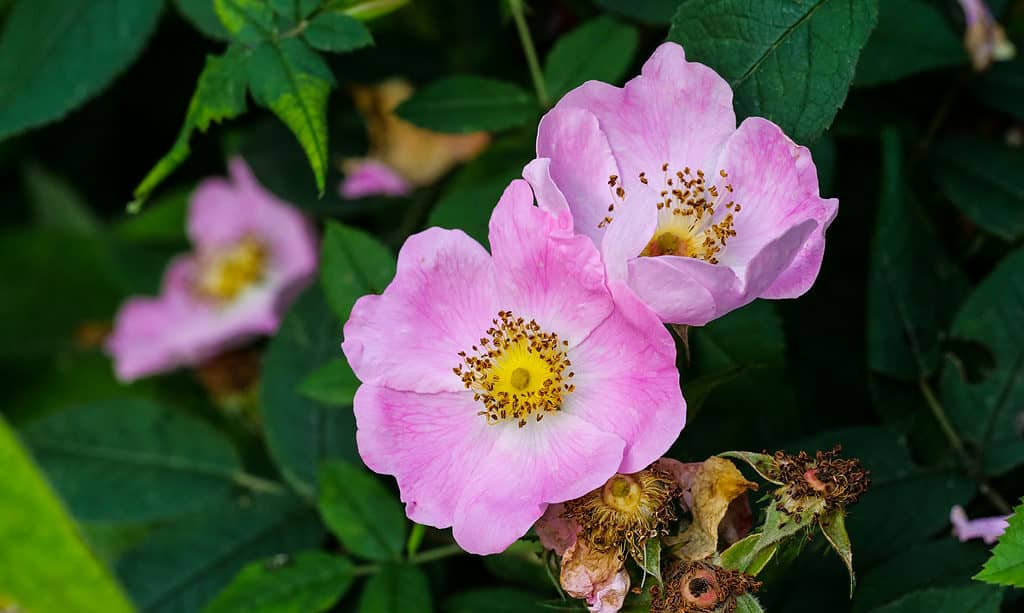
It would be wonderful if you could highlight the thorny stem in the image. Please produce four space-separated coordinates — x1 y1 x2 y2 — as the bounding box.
507 0 550 107
232 471 289 495
918 379 1013 514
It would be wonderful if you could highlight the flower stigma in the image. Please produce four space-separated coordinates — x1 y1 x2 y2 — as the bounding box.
454 310 574 428
564 467 678 558
195 236 268 302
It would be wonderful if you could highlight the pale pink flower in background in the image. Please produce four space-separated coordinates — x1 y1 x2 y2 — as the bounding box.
342 179 685 554
951 505 1009 544
958 0 1016 71
107 158 317 381
339 79 490 199
527 42 837 326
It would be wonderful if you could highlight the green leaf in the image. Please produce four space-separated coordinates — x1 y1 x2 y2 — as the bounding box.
321 221 397 321
443 588 548 613
853 0 964 87
976 498 1024 586
635 537 662 583
114 189 190 245
733 594 766 613
318 460 406 561
215 0 276 42
718 451 780 484
396 76 538 133
21 399 244 522
175 0 230 39
116 495 324 613
324 0 409 21
22 162 101 235
939 249 1024 476
203 551 356 613
819 509 854 596
543 16 638 100
974 54 1024 121
427 135 534 244
594 0 678 25
269 0 321 19
719 533 778 576
133 45 250 208
854 540 990 612
299 358 360 406
0 416 136 613
668 0 879 144
0 0 163 139
867 129 967 379
303 12 374 52
247 38 334 195
261 285 359 497
358 563 433 613
933 136 1024 242
873 585 1003 613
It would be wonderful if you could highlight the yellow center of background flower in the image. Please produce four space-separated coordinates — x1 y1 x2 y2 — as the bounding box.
196 237 268 302
454 310 574 428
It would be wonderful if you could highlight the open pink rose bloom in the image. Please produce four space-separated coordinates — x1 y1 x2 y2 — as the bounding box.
529 42 837 325
107 158 317 381
342 179 686 554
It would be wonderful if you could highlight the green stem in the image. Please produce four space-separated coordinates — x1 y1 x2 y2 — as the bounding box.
231 471 289 495
507 0 549 107
350 544 465 577
918 379 1013 514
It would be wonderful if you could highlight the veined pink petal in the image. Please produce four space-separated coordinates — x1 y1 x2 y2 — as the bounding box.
564 282 685 472
488 180 613 347
342 227 499 393
535 502 580 556
452 413 626 554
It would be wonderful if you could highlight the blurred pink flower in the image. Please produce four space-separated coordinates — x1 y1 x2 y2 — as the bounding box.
107 158 317 381
342 179 685 554
951 505 1009 544
339 79 489 199
958 0 1016 71
527 42 837 326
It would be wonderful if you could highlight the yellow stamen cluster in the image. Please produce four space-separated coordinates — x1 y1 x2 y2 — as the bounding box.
453 311 573 428
564 468 678 559
195 237 268 301
629 165 741 264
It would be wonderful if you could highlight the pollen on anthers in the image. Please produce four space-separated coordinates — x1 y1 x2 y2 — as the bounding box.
452 310 574 428
600 164 742 265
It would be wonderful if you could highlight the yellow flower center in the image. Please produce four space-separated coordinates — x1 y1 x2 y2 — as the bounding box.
454 310 574 427
600 166 741 265
195 237 268 302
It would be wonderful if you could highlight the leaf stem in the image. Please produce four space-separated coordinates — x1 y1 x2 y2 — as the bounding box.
918 379 1013 514
507 0 549 107
232 471 290 495
350 543 465 577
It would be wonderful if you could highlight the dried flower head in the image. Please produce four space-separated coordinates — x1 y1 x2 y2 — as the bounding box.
772 445 870 517
651 559 761 613
564 467 678 558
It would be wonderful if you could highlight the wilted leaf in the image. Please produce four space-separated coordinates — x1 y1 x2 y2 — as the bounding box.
673 457 757 561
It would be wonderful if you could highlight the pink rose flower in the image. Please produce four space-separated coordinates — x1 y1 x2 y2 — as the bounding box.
526 42 838 326
951 505 1009 544
107 158 318 381
342 179 686 554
